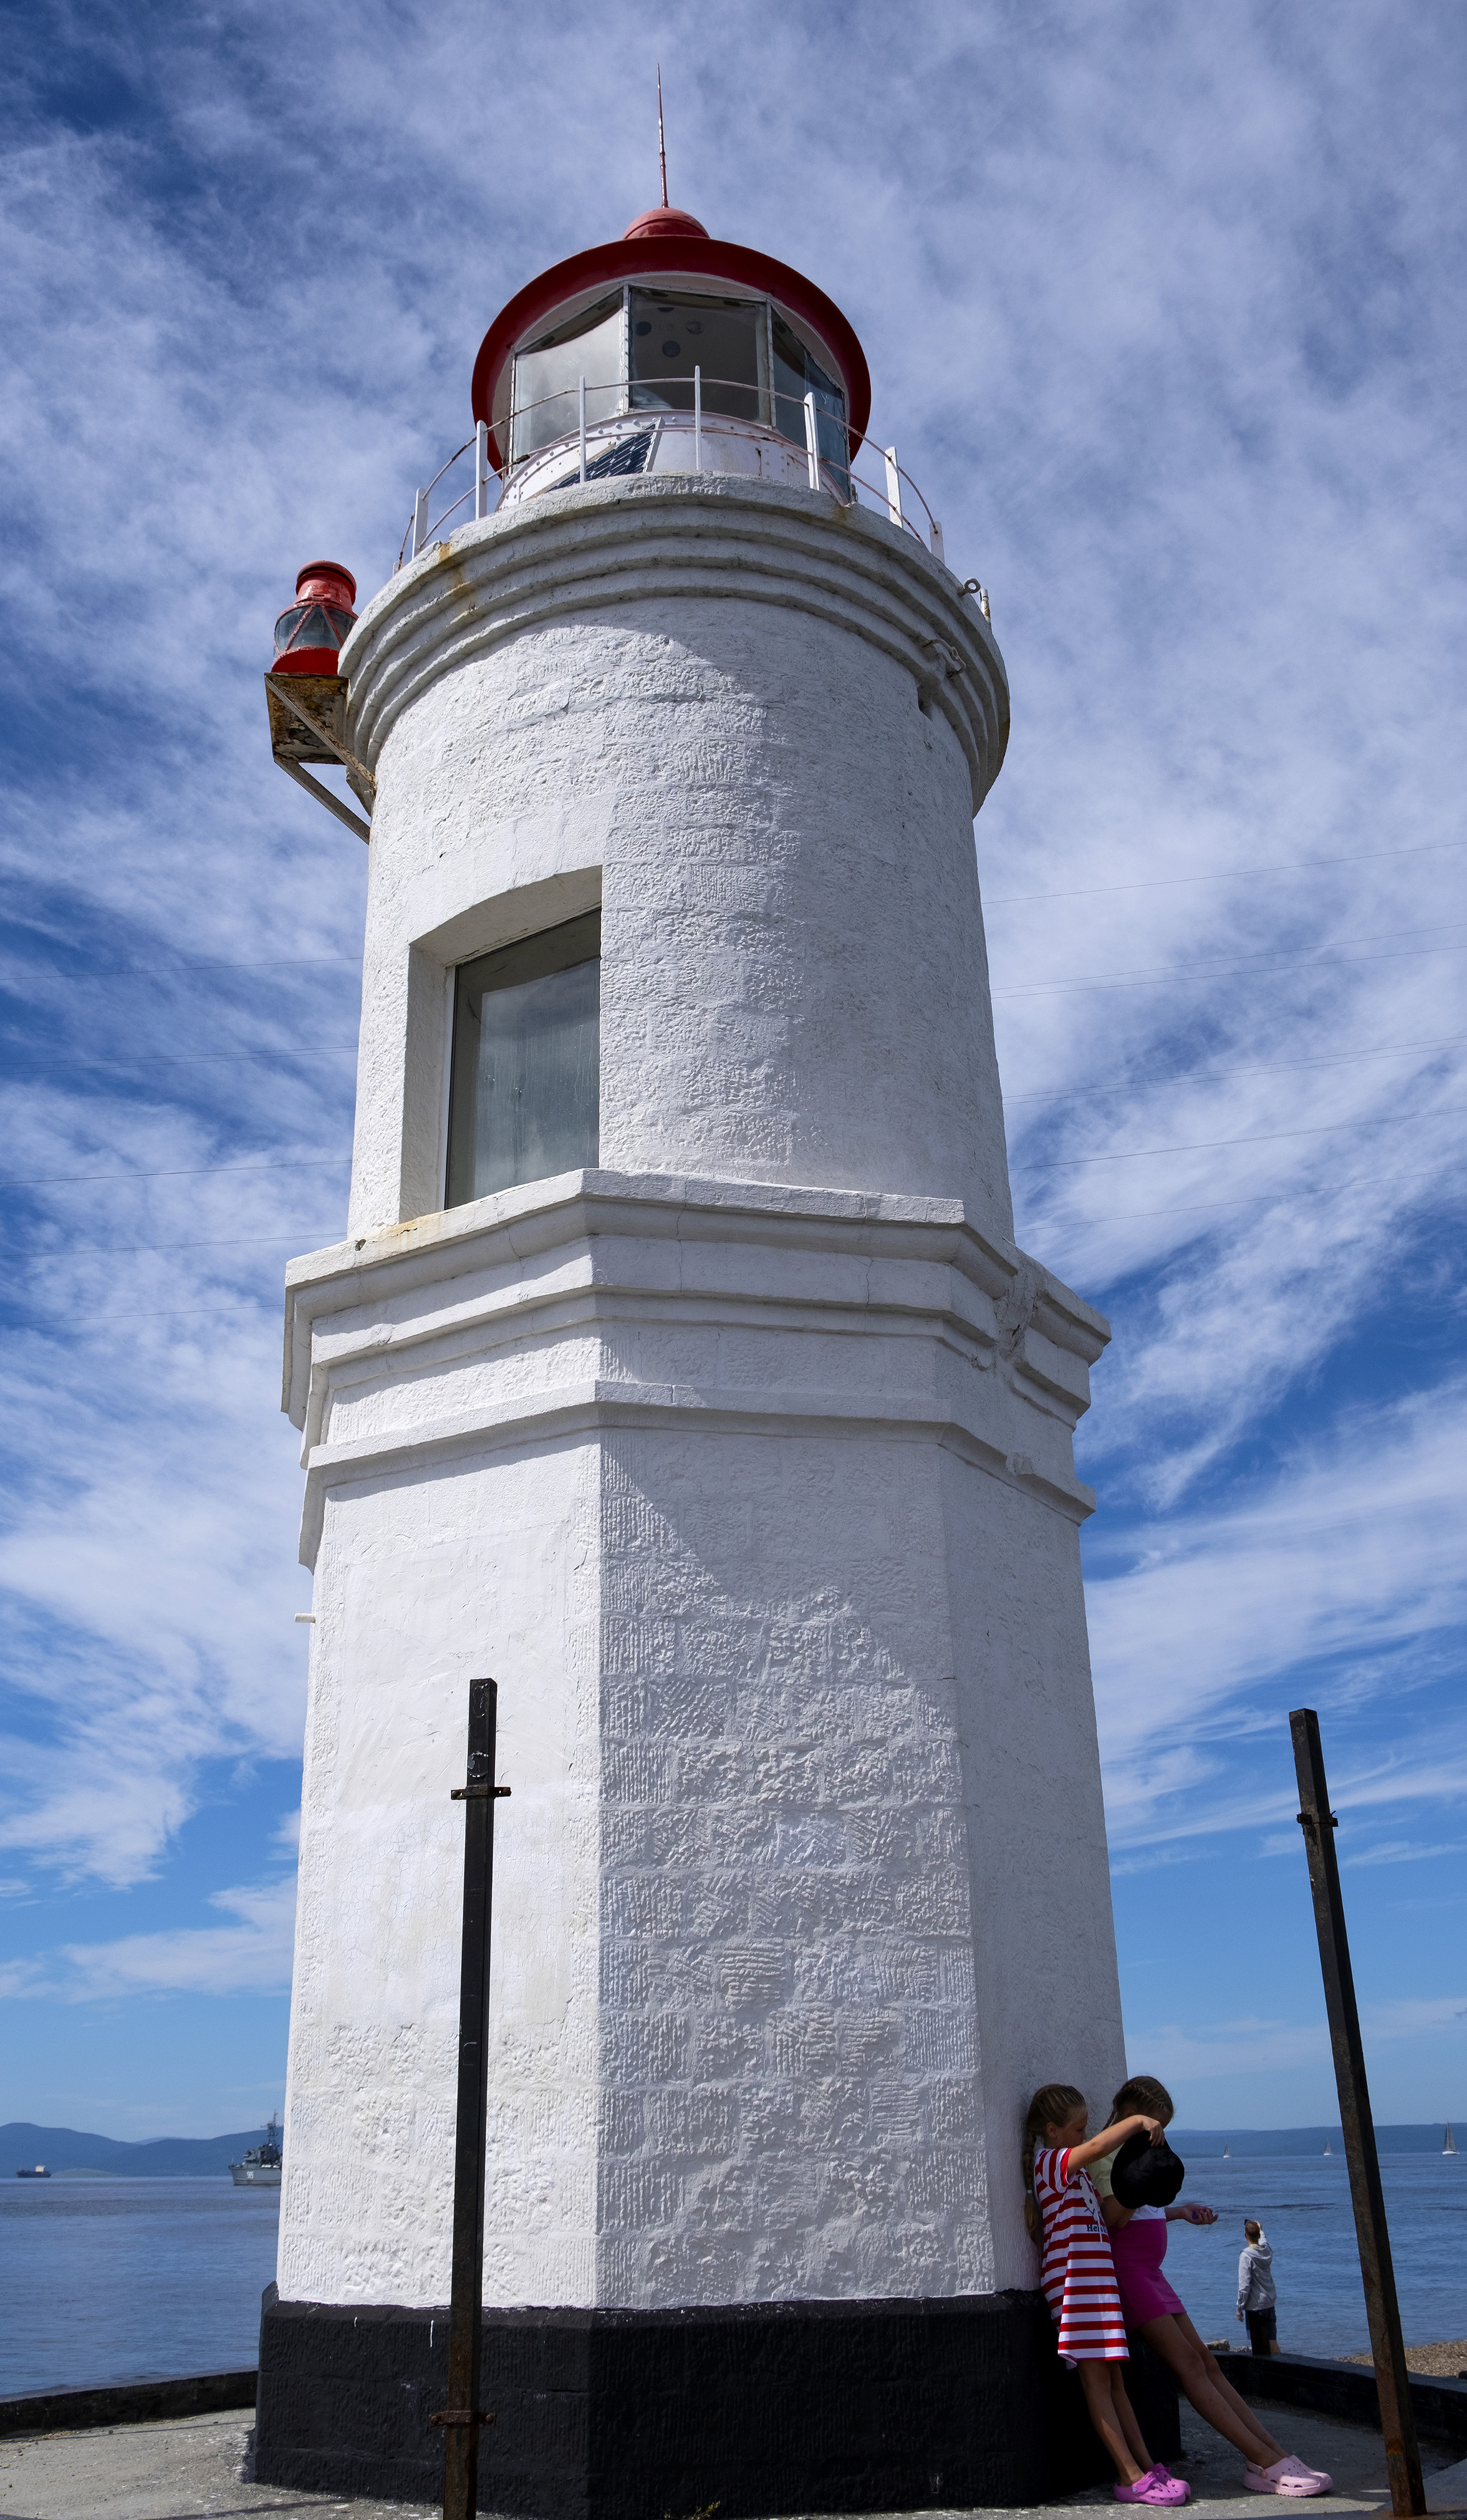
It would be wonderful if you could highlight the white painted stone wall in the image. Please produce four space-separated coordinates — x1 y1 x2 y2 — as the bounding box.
276 475 1127 2316
338 475 1010 1241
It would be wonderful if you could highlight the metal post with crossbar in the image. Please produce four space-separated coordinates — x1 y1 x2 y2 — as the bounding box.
431 1678 510 2520
1290 1708 1424 2518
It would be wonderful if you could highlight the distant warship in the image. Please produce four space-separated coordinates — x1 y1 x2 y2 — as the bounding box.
229 2116 282 2188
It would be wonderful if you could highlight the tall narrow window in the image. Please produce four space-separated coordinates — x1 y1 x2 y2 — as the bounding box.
446 912 600 1207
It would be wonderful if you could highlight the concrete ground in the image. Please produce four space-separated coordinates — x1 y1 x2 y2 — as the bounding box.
0 2403 1461 2520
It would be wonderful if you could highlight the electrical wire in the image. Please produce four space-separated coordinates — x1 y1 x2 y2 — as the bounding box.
0 1045 357 1077
1004 1035 1467 1104
1014 1110 1465 1172
993 933 1467 1000
1019 1167 1448 1227
985 836 1467 907
0 1156 350 1189
13 1232 344 1264
5 953 359 983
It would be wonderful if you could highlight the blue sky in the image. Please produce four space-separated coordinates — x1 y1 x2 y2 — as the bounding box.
1 0 1463 2138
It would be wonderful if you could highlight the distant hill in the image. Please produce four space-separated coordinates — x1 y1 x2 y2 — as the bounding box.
6 2117 1455 2176
1173 2125 1456 2157
1 2121 276 2177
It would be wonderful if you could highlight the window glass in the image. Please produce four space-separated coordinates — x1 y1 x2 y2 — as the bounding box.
771 309 849 488
511 297 624 463
630 290 763 425
446 912 600 1206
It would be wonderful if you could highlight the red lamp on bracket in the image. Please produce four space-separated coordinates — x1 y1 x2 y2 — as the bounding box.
264 559 375 842
271 561 358 676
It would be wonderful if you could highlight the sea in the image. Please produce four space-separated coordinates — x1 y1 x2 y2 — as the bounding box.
1 2178 280 2398
0 2151 1462 2399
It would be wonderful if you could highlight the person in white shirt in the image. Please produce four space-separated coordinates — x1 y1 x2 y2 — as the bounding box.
1238 2220 1279 2355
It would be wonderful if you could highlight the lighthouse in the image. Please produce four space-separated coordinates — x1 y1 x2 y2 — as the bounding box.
256 199 1128 2514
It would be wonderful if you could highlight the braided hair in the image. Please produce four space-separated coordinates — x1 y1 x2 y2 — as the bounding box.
1110 2073 1174 2128
1022 2083 1086 2241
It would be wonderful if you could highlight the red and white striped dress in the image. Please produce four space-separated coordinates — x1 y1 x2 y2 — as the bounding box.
1033 2145 1129 2362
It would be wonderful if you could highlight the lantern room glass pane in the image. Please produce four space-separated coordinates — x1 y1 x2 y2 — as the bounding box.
630 290 763 425
446 912 601 1206
511 296 625 462
771 309 849 488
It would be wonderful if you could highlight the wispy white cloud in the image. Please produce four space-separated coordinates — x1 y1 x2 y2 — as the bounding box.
0 0 1463 2122
1345 1839 1467 1868
1087 1379 1467 1851
4 1874 297 2002
1130 1994 1467 2090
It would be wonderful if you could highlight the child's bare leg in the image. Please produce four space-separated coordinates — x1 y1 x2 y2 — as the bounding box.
1110 2367 1155 2471
1079 2360 1150 2483
1175 2312 1286 2458
1137 2315 1283 2464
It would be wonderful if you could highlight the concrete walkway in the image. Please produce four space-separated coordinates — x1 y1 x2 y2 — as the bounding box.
0 2401 1461 2520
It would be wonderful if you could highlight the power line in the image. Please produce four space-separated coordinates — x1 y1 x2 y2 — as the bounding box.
11 1302 274 1331
1004 1035 1467 1106
8 952 359 985
0 1044 357 1078
1014 1111 1466 1173
1020 1167 1448 1227
993 934 1467 1000
12 1231 344 1264
0 1155 350 1189
985 837 1467 907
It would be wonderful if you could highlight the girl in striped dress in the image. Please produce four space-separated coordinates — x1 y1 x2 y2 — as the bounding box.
1024 2082 1189 2506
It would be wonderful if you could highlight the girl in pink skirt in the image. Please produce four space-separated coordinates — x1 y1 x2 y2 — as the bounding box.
1024 2082 1189 2505
1094 2076 1331 2499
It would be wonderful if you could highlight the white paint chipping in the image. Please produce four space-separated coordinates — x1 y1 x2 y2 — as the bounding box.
276 473 1125 2317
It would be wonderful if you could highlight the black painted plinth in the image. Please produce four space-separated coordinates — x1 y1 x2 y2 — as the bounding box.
256 2283 1180 2516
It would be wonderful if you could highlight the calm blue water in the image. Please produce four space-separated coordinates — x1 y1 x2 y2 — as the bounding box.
0 2155 1462 2396
0 2178 279 2397
1143 2153 1466 2358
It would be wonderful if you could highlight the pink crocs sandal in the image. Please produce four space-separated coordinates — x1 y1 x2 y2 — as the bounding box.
1244 2457 1331 2496
1276 2458 1332 2492
1116 2471 1191 2506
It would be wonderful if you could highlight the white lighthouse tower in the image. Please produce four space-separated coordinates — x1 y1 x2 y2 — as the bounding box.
256 199 1127 2513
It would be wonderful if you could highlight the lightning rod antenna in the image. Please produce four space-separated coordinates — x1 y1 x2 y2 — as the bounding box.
657 64 668 208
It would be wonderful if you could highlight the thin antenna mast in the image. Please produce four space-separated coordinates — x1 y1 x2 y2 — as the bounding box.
657 64 668 208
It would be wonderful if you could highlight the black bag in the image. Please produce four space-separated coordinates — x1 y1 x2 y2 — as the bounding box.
1111 2127 1185 2208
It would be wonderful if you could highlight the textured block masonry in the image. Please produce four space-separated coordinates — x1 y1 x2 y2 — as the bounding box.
257 475 1132 2507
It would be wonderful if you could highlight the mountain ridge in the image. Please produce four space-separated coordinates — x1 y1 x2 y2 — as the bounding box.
3 2118 1457 2174
1 2121 276 2176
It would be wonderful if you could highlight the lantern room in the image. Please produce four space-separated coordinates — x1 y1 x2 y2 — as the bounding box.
471 206 872 506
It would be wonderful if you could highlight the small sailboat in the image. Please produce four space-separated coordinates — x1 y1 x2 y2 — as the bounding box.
1324 2140 1332 2155
1223 2144 1231 2158
1446 2123 1458 2156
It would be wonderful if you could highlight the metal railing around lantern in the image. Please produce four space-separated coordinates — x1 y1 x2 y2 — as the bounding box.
393 372 991 624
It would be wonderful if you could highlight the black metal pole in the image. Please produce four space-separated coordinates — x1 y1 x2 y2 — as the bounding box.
1290 1709 1424 2518
432 1678 509 2520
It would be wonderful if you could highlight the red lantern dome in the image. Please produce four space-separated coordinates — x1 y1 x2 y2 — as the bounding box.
271 561 358 677
469 213 870 483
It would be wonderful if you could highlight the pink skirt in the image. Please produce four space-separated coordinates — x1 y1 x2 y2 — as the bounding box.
1111 2214 1187 2325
